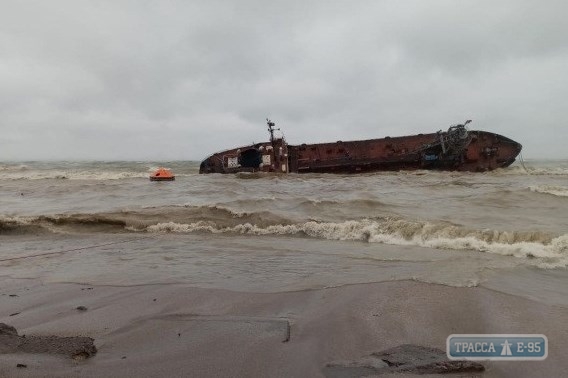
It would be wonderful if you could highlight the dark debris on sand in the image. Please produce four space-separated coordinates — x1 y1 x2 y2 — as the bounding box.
0 323 97 360
324 344 484 377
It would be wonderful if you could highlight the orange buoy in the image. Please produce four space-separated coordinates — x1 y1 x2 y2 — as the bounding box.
150 168 175 181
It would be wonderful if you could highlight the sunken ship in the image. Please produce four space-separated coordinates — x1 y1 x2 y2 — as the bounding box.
199 120 522 174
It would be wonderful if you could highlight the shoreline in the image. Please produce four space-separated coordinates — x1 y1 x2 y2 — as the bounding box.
1 278 567 377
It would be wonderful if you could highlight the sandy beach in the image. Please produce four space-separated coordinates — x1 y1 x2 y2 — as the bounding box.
2 273 567 377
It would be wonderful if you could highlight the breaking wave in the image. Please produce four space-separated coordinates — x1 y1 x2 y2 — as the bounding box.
0 215 128 235
3 207 567 268
494 165 568 176
0 164 196 180
0 170 150 180
212 197 393 213
0 206 294 235
144 217 568 268
529 185 568 198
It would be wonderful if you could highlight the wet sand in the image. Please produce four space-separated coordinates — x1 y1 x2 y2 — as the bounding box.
1 276 567 377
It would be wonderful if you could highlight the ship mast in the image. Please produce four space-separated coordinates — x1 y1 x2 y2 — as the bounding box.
266 118 279 144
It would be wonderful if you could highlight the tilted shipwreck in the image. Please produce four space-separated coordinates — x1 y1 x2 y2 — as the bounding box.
199 120 522 174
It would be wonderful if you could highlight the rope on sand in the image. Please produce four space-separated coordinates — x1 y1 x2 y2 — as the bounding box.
0 236 152 263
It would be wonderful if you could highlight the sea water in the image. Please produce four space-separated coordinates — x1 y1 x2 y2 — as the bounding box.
0 160 567 302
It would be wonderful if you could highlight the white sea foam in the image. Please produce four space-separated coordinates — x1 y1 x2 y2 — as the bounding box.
527 167 568 176
0 170 149 180
529 185 568 197
0 164 28 171
0 215 35 225
495 165 568 176
145 219 568 268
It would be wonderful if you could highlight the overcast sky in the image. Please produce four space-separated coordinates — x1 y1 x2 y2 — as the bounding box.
1 0 566 160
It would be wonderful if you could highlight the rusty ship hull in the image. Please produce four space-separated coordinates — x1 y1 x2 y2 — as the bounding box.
199 121 522 174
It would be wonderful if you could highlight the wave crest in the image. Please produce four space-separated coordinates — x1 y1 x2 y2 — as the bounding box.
144 218 567 267
4 209 566 268
529 185 568 197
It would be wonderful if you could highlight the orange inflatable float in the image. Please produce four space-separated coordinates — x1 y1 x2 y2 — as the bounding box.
150 168 175 181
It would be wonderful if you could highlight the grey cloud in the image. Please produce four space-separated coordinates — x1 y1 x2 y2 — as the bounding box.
1 0 566 160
